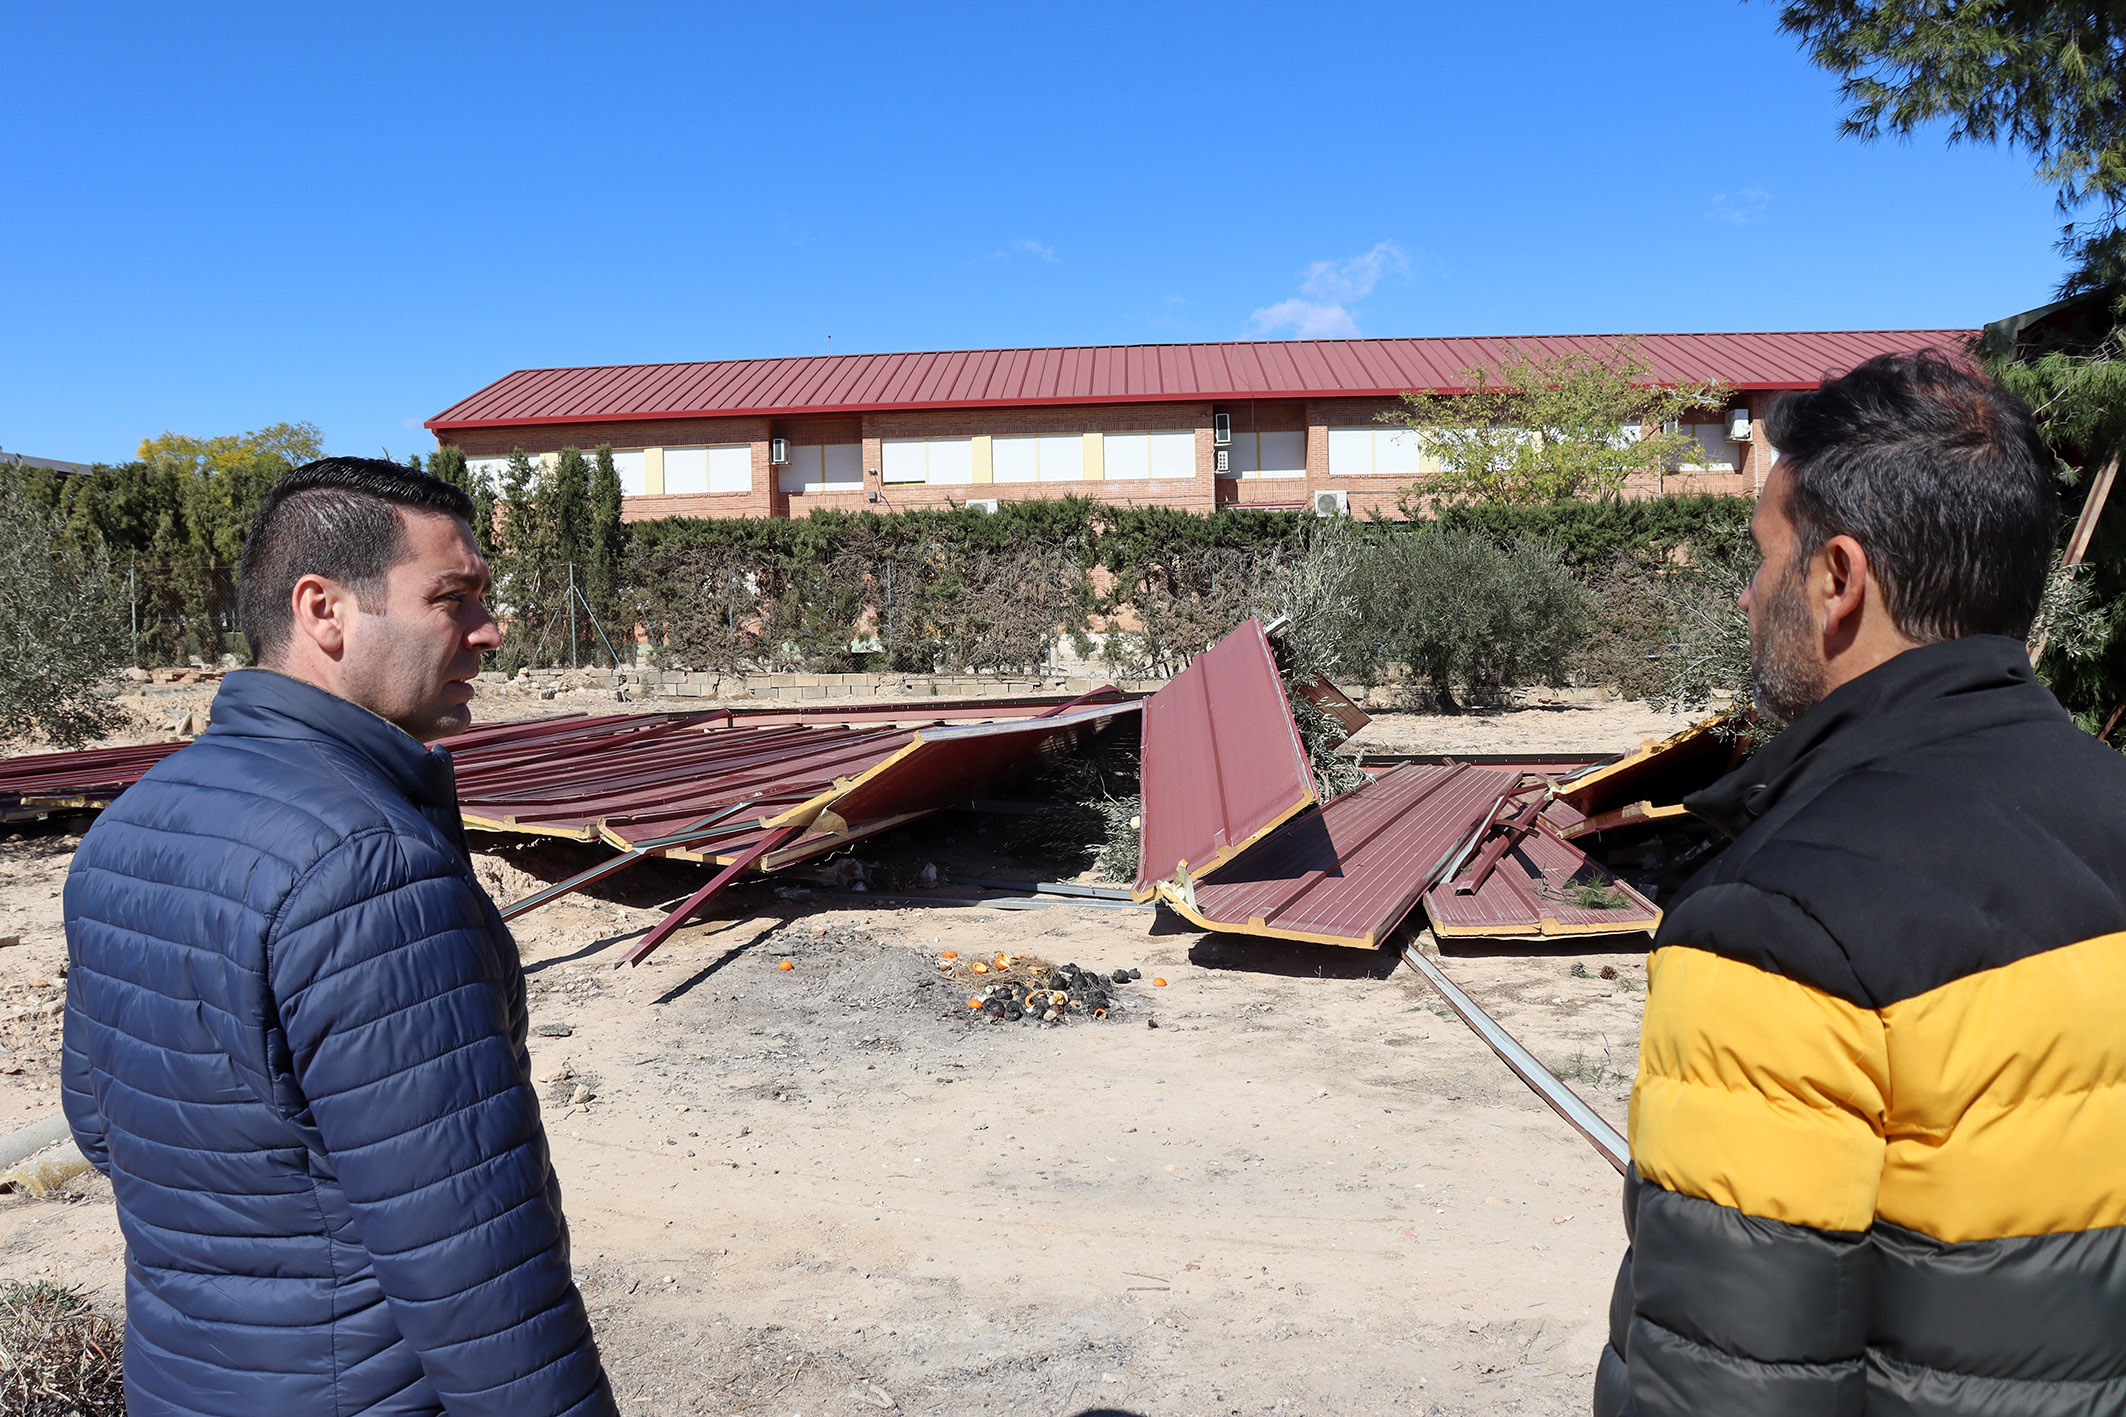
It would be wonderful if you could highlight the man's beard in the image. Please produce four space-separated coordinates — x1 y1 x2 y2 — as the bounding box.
1750 558 1829 725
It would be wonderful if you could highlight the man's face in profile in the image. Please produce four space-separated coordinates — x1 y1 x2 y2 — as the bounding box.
1742 463 1829 724
337 510 500 741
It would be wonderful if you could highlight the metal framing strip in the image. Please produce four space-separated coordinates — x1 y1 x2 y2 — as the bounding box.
1400 942 1628 1175
498 800 760 922
1554 801 1695 840
620 822 805 967
1452 798 1546 896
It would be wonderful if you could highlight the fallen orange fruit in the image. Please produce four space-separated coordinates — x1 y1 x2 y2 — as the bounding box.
971 962 989 973
941 950 958 959
1153 977 1168 986
967 998 982 1009
777 960 794 971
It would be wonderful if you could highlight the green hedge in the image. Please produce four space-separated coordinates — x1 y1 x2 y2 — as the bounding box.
614 497 1754 684
1435 494 1757 570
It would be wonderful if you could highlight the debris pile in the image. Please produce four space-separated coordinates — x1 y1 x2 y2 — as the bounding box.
940 952 1144 1025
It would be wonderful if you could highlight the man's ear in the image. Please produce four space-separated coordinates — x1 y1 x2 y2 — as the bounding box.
1818 534 1870 645
290 573 355 657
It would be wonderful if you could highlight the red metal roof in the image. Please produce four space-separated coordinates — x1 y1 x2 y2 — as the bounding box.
427 330 1976 430
1173 762 1518 949
1133 619 1318 900
1424 824 1660 939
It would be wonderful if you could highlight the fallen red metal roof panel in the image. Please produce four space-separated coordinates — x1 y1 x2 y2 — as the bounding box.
1167 762 1517 949
1553 713 1745 821
1133 619 1317 901
1424 825 1661 939
767 699 1137 841
427 330 1975 429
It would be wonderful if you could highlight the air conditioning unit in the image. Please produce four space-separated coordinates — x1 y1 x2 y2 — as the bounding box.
965 498 999 514
1214 448 1231 473
769 437 790 465
1212 412 1232 446
1314 489 1350 518
1727 408 1753 442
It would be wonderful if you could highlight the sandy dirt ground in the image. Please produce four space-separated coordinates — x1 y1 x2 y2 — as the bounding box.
0 697 1686 1415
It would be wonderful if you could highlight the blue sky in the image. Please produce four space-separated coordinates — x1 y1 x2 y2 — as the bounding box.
2 1 2071 465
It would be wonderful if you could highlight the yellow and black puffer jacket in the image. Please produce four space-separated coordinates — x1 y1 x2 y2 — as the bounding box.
1595 634 2126 1417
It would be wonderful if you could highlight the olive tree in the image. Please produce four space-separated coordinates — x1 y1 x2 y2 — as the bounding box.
0 475 129 746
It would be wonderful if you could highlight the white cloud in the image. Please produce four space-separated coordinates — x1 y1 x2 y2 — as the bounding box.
1248 298 1362 339
977 237 1060 264
1298 240 1408 302
1708 188 1771 225
1250 240 1406 338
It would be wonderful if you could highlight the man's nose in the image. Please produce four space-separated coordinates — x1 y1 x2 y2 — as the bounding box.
467 607 504 650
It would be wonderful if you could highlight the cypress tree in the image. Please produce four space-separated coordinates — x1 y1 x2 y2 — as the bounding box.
587 445 625 631
551 447 591 568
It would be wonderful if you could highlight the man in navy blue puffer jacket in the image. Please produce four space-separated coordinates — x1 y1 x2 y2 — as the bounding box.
62 457 616 1417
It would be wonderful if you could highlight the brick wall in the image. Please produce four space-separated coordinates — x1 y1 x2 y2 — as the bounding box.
438 394 1776 525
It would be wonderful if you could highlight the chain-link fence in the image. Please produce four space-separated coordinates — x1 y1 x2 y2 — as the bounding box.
123 561 243 668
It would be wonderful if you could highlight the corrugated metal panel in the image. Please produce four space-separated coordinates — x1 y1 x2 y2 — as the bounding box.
1133 619 1317 901
1170 763 1517 949
766 700 1134 841
427 330 1975 429
1424 827 1661 938
1553 713 1745 820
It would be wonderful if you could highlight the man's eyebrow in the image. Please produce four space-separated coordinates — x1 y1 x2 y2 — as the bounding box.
428 570 490 593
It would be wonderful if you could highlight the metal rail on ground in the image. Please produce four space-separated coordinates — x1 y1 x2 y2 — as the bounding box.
1400 940 1628 1175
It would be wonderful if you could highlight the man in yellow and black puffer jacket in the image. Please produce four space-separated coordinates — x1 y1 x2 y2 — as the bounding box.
1595 349 2126 1416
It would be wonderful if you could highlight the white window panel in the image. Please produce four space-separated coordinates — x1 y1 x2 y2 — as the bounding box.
1037 434 1082 482
777 445 822 494
1683 423 1736 471
1377 427 1425 476
1146 430 1193 479
882 437 972 484
1329 426 1434 476
928 438 974 485
993 435 1039 483
467 456 510 485
778 443 864 494
1236 429 1306 478
1259 429 1307 477
1327 427 1375 475
882 439 927 484
1104 432 1151 481
707 443 751 493
610 449 646 496
663 447 709 495
822 442 862 488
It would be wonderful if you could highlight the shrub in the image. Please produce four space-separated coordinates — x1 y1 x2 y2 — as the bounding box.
1334 526 1591 710
0 477 129 746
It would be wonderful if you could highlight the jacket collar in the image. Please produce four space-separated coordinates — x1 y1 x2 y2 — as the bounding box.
1686 634 2065 839
205 668 461 811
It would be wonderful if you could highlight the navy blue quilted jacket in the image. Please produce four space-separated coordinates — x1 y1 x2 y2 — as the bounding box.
62 669 616 1417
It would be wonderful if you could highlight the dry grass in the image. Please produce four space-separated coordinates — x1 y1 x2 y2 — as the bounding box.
0 1281 124 1416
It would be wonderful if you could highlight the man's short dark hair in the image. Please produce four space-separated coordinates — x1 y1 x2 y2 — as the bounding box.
1767 349 2058 643
238 457 474 663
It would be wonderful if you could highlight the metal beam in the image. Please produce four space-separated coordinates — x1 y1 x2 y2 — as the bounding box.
1400 942 1628 1175
621 822 804 967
